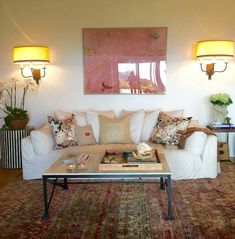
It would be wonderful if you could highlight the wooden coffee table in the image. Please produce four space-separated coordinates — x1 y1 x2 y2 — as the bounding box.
42 144 174 220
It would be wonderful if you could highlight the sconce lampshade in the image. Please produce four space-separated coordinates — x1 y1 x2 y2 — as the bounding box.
13 46 50 64
196 40 234 60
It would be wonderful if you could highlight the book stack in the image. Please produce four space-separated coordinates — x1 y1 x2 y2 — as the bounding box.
209 123 235 129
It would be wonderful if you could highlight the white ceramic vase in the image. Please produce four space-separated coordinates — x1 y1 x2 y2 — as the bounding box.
212 104 228 124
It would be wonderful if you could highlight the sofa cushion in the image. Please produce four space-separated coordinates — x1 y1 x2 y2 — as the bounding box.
99 115 132 144
150 112 191 145
30 124 54 155
163 109 184 117
76 125 96 145
55 110 87 126
141 109 161 141
48 115 78 149
86 110 116 143
120 110 145 144
55 110 72 120
72 111 87 126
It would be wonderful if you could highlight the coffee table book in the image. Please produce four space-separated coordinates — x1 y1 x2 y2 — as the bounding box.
99 150 162 171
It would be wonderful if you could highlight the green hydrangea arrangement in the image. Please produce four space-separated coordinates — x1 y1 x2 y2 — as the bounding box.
210 93 233 106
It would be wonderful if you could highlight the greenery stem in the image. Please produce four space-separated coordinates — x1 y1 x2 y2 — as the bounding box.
21 85 28 110
10 88 13 107
0 106 9 114
14 83 16 108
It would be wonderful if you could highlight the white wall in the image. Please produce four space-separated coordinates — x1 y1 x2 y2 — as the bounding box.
1 0 235 132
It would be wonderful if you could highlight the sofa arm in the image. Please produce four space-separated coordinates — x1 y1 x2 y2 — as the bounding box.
184 131 208 157
184 132 218 178
30 124 54 155
21 136 36 163
200 135 218 178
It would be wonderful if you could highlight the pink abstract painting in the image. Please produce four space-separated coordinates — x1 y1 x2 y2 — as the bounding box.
83 27 167 94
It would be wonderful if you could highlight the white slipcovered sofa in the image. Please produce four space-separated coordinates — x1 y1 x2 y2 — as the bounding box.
21 109 218 180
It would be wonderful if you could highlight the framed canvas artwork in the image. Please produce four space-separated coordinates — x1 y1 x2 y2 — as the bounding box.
83 27 167 94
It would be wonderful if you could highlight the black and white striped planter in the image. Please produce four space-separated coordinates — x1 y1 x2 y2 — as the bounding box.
0 129 32 169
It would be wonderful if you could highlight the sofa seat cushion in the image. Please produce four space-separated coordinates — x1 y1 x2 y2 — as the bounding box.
22 138 217 180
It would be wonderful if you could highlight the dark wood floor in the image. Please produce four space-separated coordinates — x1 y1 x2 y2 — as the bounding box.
0 167 22 189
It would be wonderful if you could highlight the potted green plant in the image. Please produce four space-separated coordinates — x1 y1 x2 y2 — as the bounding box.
0 78 37 129
210 93 233 106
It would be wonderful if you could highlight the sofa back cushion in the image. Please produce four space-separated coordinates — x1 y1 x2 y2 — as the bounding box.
72 111 87 126
162 109 184 117
99 115 132 144
141 110 161 141
120 110 145 144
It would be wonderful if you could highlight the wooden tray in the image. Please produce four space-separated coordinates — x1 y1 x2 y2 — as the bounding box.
99 150 162 171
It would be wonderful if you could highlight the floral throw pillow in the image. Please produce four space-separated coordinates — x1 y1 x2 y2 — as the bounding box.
48 115 78 149
150 112 192 145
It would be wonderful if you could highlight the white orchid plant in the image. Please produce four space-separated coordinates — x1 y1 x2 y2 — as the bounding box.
210 93 233 106
0 78 37 128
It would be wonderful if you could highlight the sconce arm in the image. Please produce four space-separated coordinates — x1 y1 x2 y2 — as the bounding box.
200 62 228 73
20 68 32 78
214 62 228 73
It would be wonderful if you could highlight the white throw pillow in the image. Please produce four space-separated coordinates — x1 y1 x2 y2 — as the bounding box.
55 110 87 126
86 110 115 142
141 109 161 141
72 111 87 126
55 110 72 120
120 110 145 144
30 124 54 155
184 131 207 157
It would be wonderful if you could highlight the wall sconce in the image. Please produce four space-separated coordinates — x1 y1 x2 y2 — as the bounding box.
195 40 234 79
13 46 50 84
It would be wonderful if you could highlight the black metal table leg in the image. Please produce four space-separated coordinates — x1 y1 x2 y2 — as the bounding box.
166 175 174 220
63 177 68 189
43 177 49 219
160 176 165 190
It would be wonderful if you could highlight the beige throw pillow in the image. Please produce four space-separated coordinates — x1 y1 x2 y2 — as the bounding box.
99 115 132 144
76 125 96 145
86 110 116 143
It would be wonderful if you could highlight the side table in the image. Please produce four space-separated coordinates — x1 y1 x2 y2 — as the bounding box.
207 125 235 162
0 128 33 169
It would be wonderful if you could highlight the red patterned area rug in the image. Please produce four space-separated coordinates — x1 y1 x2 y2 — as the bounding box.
0 162 234 239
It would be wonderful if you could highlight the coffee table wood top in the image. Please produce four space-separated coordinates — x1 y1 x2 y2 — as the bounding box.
43 144 171 176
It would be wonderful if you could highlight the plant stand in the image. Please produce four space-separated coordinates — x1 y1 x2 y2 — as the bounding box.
0 128 32 169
